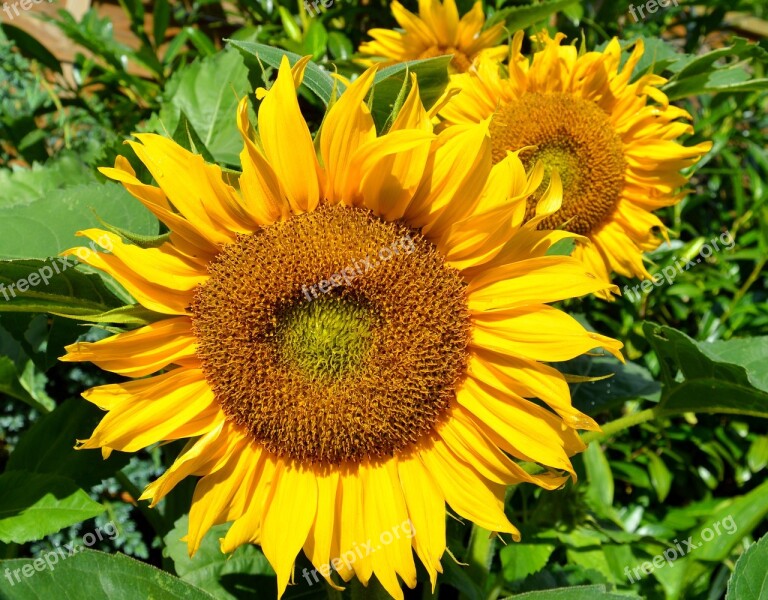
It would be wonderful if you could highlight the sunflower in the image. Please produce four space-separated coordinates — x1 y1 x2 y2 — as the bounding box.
61 56 623 598
439 31 713 295
359 0 506 73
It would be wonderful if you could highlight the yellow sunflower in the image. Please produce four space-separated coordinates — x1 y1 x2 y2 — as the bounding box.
439 31 713 294
359 0 506 72
61 56 623 598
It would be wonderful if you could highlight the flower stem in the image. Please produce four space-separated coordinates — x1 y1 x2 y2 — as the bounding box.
465 524 494 586
581 407 659 444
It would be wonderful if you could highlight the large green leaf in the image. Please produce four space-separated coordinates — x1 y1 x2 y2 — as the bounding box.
644 323 768 418
0 472 104 544
226 40 339 105
156 49 252 166
0 260 127 319
726 534 768 600
0 155 94 210
164 516 275 599
0 178 158 260
7 399 131 489
0 550 215 599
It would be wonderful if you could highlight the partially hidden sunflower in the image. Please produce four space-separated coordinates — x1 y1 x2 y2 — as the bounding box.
61 56 623 598
439 31 713 295
359 0 507 73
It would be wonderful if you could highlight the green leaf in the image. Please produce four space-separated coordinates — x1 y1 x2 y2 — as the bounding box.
584 442 614 509
747 436 768 473
502 584 641 599
545 237 576 256
278 6 303 43
164 515 275 599
1 23 62 73
487 0 578 29
370 57 452 131
0 472 104 544
645 451 672 502
0 154 95 210
0 550 215 599
158 49 252 166
643 323 768 418
7 399 131 489
0 354 50 413
0 178 158 260
560 354 660 415
184 27 217 57
625 36 694 77
653 479 768 599
500 542 556 582
227 40 339 105
726 534 768 600
693 479 768 562
303 20 328 61
0 260 126 318
168 110 216 164
153 0 170 46
663 37 768 99
327 32 353 60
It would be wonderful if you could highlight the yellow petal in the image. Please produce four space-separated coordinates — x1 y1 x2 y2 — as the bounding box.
261 461 318 597
471 304 624 362
397 455 445 590
467 256 617 310
362 461 417 599
62 317 196 377
236 97 290 225
321 67 378 203
420 439 519 537
258 56 321 214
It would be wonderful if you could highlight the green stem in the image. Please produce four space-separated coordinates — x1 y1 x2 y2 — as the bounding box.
463 524 494 595
581 408 659 444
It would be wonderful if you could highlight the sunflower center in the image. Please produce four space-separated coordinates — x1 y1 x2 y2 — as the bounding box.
489 92 626 235
419 45 472 72
277 296 375 380
190 205 470 465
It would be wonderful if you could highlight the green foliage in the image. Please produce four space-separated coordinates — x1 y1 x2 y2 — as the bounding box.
0 550 216 599
0 472 104 544
726 534 768 600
